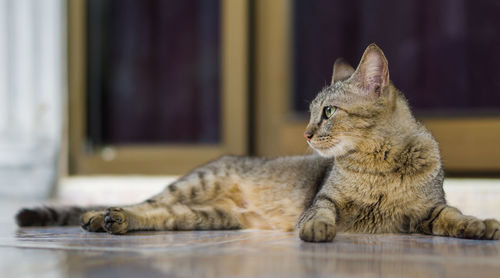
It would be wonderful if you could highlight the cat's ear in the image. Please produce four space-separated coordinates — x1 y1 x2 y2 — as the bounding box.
331 58 355 84
351 43 389 96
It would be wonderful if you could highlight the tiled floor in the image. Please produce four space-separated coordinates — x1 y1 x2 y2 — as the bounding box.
2 225 500 278
1 178 500 278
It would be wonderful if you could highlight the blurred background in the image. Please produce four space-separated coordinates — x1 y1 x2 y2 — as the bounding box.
1 0 500 202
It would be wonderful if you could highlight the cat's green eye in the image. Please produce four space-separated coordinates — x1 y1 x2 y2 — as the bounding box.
323 106 336 119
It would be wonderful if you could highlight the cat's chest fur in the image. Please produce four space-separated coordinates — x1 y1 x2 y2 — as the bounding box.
328 164 429 233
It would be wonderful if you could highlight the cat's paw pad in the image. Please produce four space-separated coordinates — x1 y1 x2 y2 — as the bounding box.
483 219 500 240
299 216 336 242
103 207 129 235
81 211 105 232
454 218 485 239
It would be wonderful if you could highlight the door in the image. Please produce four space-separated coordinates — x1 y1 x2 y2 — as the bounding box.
68 0 248 175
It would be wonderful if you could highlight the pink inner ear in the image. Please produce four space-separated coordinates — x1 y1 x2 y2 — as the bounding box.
368 75 382 87
357 52 388 92
349 44 390 97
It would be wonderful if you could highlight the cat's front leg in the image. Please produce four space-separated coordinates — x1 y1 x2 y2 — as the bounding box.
298 195 337 242
419 204 500 240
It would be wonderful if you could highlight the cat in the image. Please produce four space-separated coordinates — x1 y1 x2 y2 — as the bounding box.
16 44 499 242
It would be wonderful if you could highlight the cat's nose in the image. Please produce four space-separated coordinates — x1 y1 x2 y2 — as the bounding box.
304 131 313 141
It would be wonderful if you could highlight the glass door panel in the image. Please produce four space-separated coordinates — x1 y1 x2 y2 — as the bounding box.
87 0 221 146
292 0 500 116
69 0 248 175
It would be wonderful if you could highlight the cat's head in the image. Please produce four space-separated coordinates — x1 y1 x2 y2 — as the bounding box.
305 43 398 157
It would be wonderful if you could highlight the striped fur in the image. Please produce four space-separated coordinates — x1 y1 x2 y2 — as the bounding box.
16 44 499 241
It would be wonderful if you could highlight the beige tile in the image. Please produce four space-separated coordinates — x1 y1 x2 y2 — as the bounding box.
1 225 500 278
1 178 499 278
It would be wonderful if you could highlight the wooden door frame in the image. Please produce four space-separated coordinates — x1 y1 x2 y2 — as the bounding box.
68 0 249 175
254 0 500 173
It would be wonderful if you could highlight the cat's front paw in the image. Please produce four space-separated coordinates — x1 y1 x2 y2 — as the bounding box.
81 211 105 232
299 209 336 242
103 207 129 235
483 219 500 240
451 217 485 239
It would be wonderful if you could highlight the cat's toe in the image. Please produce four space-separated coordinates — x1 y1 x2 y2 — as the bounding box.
454 218 485 239
299 217 336 242
103 207 129 235
483 219 500 240
81 211 105 232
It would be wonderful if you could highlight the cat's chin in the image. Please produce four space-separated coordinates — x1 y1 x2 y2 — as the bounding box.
311 141 353 158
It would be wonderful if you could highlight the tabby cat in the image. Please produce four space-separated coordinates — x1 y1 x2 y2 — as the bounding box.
16 44 500 242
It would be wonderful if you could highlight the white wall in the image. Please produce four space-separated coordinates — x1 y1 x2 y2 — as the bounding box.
0 0 65 199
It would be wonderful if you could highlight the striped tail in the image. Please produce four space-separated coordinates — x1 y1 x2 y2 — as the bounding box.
16 205 106 227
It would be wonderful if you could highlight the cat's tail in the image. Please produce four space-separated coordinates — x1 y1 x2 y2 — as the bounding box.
15 205 107 227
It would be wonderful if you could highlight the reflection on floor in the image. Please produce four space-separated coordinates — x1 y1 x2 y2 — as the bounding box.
1 208 500 277
2 226 500 278
0 228 500 277
1 177 500 278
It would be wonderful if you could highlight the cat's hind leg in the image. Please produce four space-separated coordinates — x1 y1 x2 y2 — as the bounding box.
81 199 244 234
81 210 106 232
419 204 500 240
81 156 248 234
